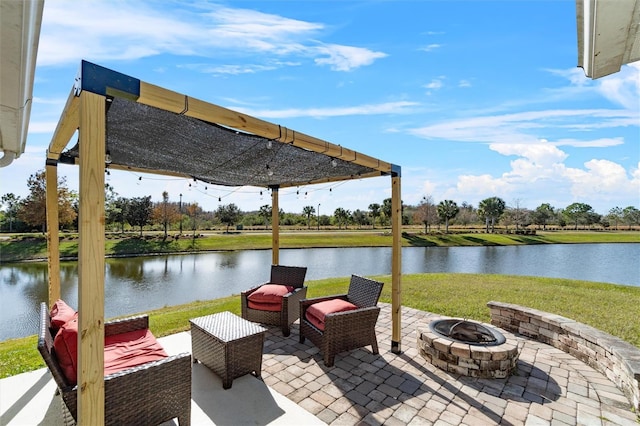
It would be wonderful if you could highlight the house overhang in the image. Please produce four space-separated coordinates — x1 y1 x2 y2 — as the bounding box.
0 0 44 167
577 0 640 79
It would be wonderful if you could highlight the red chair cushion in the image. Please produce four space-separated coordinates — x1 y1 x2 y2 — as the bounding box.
305 299 358 331
53 318 168 385
104 329 168 376
247 284 294 304
247 301 282 312
50 299 77 331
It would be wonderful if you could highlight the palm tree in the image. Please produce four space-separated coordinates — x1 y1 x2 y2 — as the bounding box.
302 206 315 229
437 200 459 233
368 203 381 229
478 197 506 233
334 207 350 230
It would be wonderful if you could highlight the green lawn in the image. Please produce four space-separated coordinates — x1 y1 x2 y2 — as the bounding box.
1 273 638 379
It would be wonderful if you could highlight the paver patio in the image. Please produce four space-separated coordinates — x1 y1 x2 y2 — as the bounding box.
262 303 639 425
1 303 637 425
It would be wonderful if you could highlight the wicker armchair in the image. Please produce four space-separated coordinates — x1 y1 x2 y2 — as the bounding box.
299 275 384 367
37 302 191 426
241 265 308 336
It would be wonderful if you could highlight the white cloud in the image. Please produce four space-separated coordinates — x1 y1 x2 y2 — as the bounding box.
234 101 418 119
37 1 385 72
551 138 624 147
314 44 387 71
452 174 511 198
433 141 639 212
458 80 471 88
182 64 279 75
420 44 442 52
489 141 568 166
596 63 640 110
424 79 443 90
408 109 637 146
564 159 636 200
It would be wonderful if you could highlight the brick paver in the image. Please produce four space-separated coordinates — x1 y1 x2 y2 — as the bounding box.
260 304 638 425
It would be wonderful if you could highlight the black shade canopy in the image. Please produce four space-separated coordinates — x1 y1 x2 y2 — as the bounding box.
57 61 397 189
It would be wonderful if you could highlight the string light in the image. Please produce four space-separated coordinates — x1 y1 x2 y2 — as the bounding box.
267 140 272 149
331 158 338 168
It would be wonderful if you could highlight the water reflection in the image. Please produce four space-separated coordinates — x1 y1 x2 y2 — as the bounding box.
1 243 638 341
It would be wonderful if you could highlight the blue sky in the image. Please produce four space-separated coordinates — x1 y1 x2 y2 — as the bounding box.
2 0 639 216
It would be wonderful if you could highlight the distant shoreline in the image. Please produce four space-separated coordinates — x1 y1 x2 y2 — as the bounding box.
1 229 638 263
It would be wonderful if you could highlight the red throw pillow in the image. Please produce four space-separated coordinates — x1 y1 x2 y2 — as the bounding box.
50 299 77 331
247 284 294 304
53 316 79 385
305 299 358 331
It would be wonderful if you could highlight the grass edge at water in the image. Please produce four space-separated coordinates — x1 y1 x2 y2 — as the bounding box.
1 273 639 379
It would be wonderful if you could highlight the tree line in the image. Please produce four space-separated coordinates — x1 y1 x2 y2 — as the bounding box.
1 170 639 235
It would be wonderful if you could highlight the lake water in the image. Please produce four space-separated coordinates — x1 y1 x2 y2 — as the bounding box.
1 243 638 341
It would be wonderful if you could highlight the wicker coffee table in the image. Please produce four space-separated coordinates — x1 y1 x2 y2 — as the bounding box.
190 311 267 389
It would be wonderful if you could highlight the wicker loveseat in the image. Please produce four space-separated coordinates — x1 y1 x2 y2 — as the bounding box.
299 275 384 367
37 302 192 425
241 265 308 336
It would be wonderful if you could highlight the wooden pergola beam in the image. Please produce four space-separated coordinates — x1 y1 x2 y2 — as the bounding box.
47 88 79 160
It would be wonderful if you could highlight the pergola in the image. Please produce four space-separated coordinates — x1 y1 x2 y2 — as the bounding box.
45 60 402 425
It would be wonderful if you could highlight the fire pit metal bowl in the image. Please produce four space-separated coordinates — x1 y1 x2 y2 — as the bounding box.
429 319 506 346
418 317 520 378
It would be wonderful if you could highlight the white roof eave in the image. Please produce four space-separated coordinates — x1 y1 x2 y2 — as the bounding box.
0 0 44 167
577 0 640 79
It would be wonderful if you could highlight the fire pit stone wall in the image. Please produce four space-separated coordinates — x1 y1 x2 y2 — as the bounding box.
417 316 520 379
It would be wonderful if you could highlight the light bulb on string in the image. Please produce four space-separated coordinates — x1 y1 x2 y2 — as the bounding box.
266 164 273 176
331 158 338 168
267 140 272 150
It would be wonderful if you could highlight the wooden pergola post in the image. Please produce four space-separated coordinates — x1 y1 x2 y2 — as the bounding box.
45 161 60 307
46 87 79 308
391 169 402 353
77 90 106 425
271 186 280 265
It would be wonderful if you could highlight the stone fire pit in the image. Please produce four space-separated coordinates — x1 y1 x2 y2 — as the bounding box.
417 316 520 378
